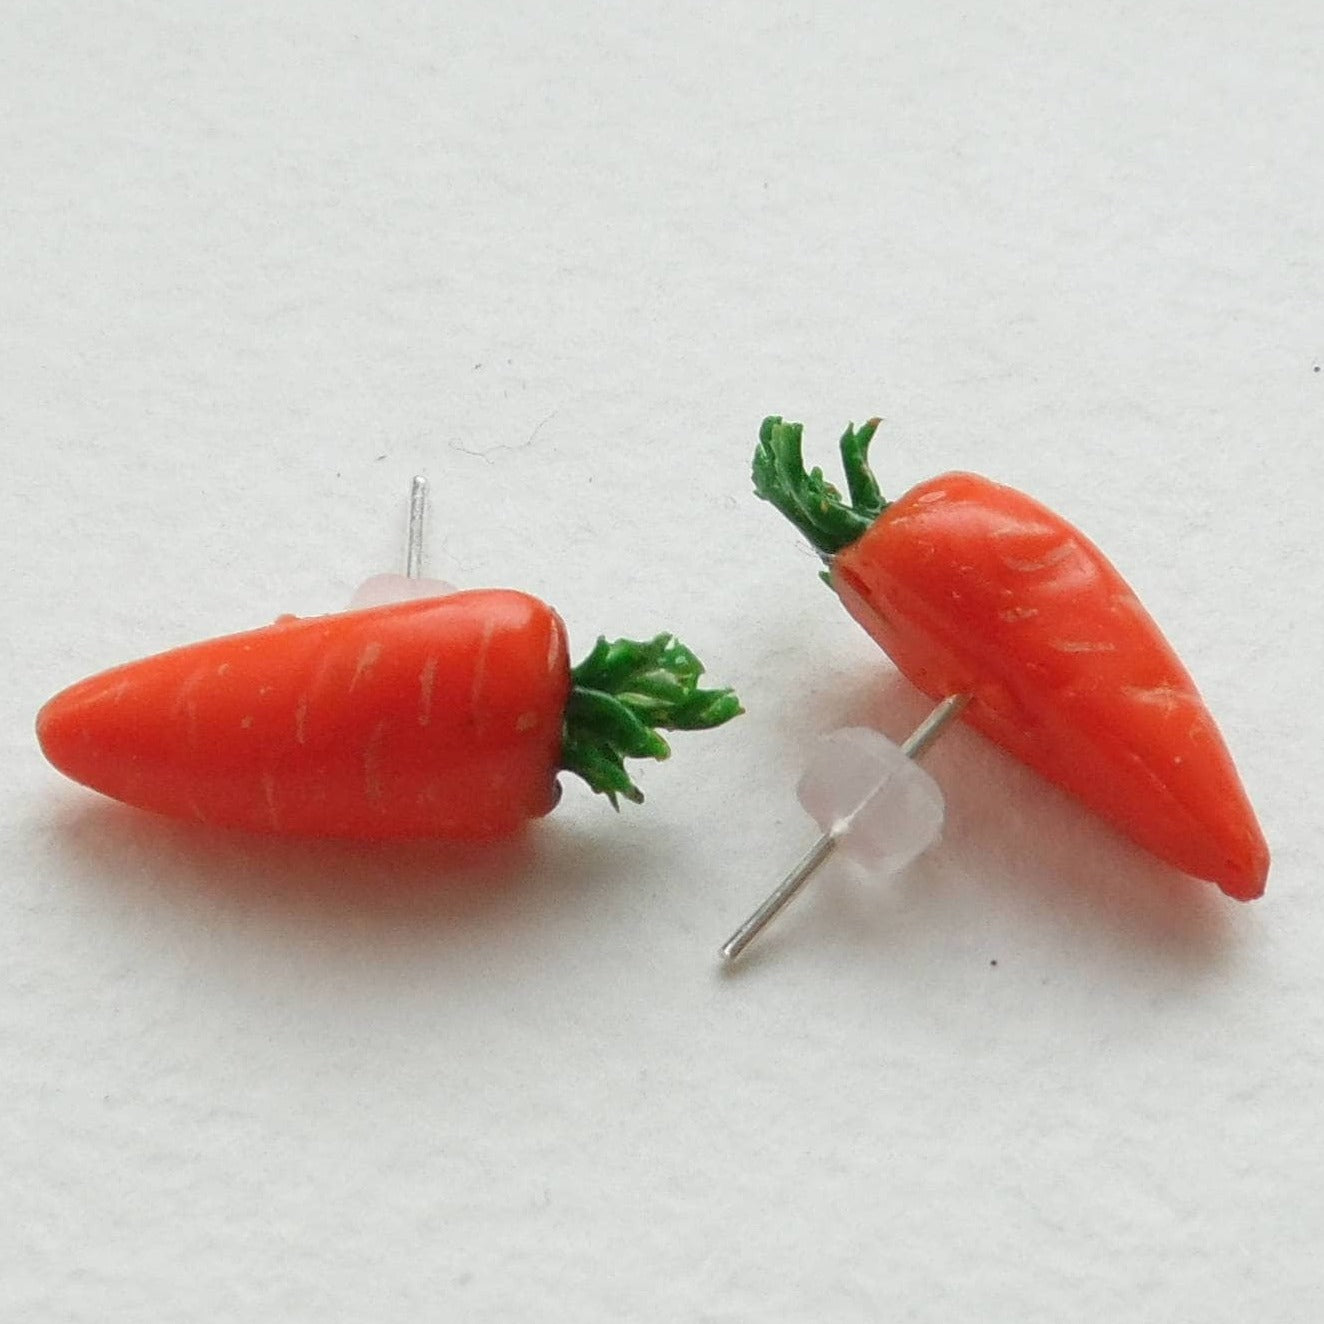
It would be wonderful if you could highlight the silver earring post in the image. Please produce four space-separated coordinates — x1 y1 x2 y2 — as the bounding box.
720 693 971 965
406 476 428 579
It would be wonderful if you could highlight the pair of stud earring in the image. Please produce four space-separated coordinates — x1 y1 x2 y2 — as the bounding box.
35 415 1270 966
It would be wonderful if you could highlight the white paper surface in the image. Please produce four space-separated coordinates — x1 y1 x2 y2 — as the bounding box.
3 3 1322 1320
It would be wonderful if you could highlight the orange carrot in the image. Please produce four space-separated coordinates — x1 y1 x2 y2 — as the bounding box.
37 589 742 839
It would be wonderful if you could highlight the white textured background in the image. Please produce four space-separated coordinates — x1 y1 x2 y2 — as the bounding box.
3 3 1322 1320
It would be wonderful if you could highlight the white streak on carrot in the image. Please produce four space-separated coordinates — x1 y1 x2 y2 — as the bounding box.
1124 684 1193 717
172 667 209 750
1051 640 1117 653
419 657 438 727
294 696 309 745
471 619 497 721
999 606 1040 622
73 677 131 708
998 543 1074 573
547 619 562 674
349 641 383 692
991 521 1059 540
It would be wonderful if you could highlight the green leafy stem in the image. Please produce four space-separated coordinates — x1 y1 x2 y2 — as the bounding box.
561 634 744 806
752 415 889 557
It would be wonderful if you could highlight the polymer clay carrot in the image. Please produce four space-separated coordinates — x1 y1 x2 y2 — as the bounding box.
36 590 742 840
754 416 1268 899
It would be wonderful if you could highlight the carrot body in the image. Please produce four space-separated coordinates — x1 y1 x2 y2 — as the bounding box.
36 590 570 841
834 474 1268 899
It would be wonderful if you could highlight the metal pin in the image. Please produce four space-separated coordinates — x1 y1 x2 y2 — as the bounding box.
406 476 428 579
719 693 972 965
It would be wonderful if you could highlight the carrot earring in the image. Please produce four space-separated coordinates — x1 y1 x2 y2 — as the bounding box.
37 478 742 840
721 416 1268 963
